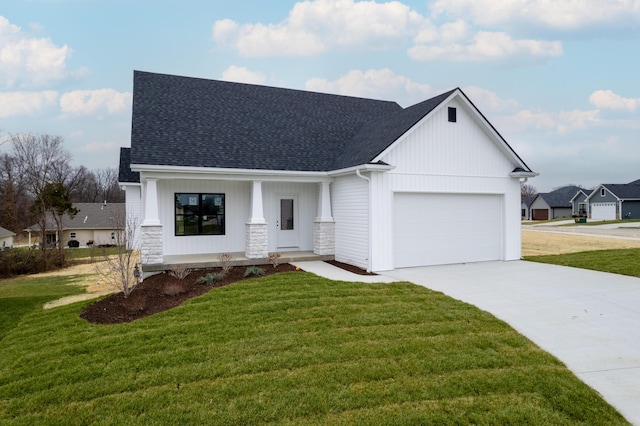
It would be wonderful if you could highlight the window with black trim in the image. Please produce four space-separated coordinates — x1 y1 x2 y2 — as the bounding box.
448 107 457 122
175 193 225 236
600 188 605 197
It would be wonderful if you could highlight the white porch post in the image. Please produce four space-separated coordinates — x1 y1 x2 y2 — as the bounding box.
314 181 335 255
246 180 268 258
141 178 163 265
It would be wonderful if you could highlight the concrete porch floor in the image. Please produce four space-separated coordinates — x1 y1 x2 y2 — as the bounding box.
142 251 334 273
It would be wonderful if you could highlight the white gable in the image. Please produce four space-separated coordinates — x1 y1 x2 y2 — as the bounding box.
377 95 517 177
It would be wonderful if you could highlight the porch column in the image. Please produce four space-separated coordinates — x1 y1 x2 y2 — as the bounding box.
246 180 268 259
141 178 163 265
314 181 335 255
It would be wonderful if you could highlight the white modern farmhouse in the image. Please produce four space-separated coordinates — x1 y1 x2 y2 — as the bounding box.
119 71 536 273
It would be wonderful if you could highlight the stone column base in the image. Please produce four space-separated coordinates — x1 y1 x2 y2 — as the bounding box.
314 221 335 255
246 222 268 259
141 224 163 265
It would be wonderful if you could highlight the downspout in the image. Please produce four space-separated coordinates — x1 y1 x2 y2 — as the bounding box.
355 169 373 273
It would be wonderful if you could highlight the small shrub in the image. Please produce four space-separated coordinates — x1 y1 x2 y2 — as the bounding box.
244 266 265 277
169 264 191 280
218 253 233 274
268 252 281 268
197 272 225 285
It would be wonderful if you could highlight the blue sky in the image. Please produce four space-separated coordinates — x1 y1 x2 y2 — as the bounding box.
1 0 639 192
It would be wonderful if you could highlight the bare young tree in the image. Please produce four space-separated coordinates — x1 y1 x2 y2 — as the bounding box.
520 182 537 199
93 210 141 298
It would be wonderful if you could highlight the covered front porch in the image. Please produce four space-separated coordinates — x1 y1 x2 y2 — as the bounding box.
142 250 334 274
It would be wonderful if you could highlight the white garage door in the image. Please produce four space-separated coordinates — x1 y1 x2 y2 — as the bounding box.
591 203 616 220
393 193 503 268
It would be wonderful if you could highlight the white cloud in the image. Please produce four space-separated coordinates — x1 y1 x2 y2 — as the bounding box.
305 68 432 106
462 86 518 112
409 31 563 62
589 90 640 112
429 0 640 31
0 16 73 88
220 65 267 85
0 90 58 118
59 89 132 115
212 0 426 57
211 0 565 64
500 108 601 134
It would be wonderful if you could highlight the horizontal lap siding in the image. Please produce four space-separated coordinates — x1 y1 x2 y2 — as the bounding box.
332 175 369 270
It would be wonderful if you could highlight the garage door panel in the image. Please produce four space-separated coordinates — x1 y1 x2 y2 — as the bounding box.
591 203 616 221
394 193 503 268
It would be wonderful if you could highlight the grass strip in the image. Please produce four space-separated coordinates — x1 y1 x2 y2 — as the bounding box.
525 248 640 278
0 272 627 424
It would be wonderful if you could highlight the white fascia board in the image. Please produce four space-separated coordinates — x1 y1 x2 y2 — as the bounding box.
509 171 539 178
131 164 333 183
327 163 395 177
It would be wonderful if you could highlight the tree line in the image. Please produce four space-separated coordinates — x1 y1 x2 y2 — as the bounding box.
0 133 124 239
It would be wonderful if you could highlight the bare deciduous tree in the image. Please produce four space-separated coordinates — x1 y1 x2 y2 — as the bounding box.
520 183 537 199
93 211 141 298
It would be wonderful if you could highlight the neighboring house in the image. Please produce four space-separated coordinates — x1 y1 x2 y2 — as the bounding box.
586 179 640 220
26 203 125 247
521 195 536 220
529 186 583 220
570 189 589 217
119 71 537 272
0 227 15 250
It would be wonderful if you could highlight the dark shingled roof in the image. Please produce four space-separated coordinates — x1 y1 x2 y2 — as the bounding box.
334 90 456 170
130 71 474 172
538 185 584 208
602 179 640 199
118 148 140 183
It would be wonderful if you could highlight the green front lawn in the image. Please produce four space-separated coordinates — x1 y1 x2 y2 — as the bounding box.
525 248 640 278
0 272 626 424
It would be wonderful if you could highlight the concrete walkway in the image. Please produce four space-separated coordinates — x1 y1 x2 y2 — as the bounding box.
293 260 640 424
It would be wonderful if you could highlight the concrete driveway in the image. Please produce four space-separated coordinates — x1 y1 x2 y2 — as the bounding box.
383 261 640 424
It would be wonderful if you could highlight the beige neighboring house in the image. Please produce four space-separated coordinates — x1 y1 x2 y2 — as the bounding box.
26 203 125 248
0 227 16 250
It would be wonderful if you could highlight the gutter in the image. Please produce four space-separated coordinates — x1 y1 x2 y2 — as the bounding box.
355 169 373 273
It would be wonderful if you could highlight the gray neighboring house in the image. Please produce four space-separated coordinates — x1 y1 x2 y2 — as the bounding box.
570 189 589 217
0 227 15 250
529 186 584 220
521 195 535 220
586 179 640 220
26 203 125 247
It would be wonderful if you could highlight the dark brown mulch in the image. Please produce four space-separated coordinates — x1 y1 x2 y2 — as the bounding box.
325 260 377 275
80 264 297 325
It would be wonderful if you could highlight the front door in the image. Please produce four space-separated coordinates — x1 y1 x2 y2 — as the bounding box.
277 195 299 249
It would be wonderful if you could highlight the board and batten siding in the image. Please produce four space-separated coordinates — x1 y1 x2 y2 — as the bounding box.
369 98 522 270
157 180 250 256
125 185 142 250
332 174 369 270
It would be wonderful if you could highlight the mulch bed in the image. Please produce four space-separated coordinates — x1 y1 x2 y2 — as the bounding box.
80 264 297 325
80 261 374 325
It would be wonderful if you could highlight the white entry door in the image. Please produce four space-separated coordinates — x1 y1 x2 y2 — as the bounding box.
277 195 299 248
